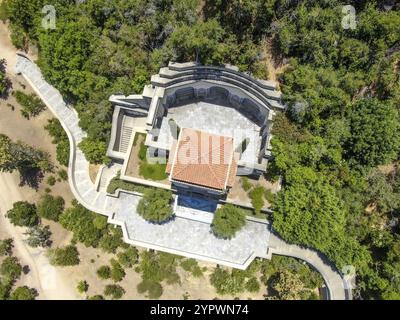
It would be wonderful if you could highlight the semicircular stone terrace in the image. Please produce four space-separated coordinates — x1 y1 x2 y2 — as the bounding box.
14 54 350 300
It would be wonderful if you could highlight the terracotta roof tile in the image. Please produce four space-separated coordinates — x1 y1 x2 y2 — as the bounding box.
168 128 236 190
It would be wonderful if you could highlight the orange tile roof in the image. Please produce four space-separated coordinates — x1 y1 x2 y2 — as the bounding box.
168 128 236 190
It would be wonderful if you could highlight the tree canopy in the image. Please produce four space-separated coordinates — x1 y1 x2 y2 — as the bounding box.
6 201 38 227
137 189 173 223
211 204 246 239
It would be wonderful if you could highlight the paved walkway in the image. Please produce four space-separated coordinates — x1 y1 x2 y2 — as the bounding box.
268 232 350 300
14 54 350 299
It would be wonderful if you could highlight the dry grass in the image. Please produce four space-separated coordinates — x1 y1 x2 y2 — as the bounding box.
89 164 101 184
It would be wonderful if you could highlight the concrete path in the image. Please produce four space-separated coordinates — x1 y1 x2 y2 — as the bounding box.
14 54 350 299
268 232 351 300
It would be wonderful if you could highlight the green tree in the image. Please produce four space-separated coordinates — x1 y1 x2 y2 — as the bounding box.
104 284 125 300
10 286 37 300
47 245 80 266
37 194 65 222
117 247 139 268
249 186 265 214
110 259 125 283
0 134 52 187
78 138 109 164
0 280 11 300
98 227 124 253
6 201 38 227
0 238 13 256
0 59 8 96
211 204 246 239
77 280 89 294
0 256 22 282
24 225 52 248
137 189 173 223
44 118 70 166
210 267 250 295
13 90 46 118
96 265 111 280
270 270 305 300
59 201 103 248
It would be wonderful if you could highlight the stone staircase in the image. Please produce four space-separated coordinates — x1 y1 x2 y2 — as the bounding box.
119 116 133 153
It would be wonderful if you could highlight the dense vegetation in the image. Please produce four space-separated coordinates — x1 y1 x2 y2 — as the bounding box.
59 200 124 253
2 0 400 299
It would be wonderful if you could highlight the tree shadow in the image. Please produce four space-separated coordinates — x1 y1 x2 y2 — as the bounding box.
18 168 44 190
0 58 13 100
22 265 30 275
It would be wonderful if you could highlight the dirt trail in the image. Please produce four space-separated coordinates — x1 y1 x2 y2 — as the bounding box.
261 38 288 85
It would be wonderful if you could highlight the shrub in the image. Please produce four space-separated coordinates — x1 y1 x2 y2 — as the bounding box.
58 169 68 181
106 174 154 194
77 280 89 294
13 90 46 118
6 201 38 227
245 276 260 293
47 245 80 266
137 189 173 223
88 295 104 300
117 247 139 268
269 270 305 300
97 265 111 280
37 194 65 221
211 204 246 239
56 139 70 166
10 286 37 300
0 238 13 256
110 259 126 282
44 118 66 143
44 118 70 166
9 24 26 50
78 138 109 164
104 284 125 300
210 267 247 295
24 225 52 248
47 175 56 186
137 251 181 286
0 60 8 96
264 189 275 204
59 201 103 248
0 1 9 22
241 177 252 191
180 259 203 277
93 215 107 230
0 280 11 300
0 257 22 282
99 227 124 253
249 186 265 214
137 279 163 299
